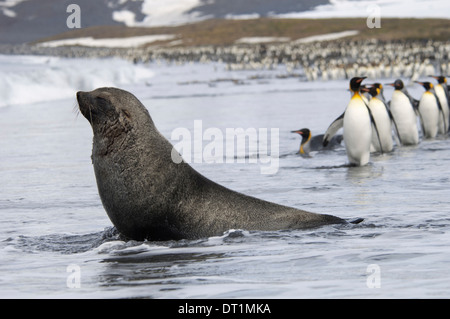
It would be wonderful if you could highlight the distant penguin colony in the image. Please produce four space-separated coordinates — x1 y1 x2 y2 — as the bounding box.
295 76 450 166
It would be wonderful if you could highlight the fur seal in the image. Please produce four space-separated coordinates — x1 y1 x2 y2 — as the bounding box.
77 87 352 241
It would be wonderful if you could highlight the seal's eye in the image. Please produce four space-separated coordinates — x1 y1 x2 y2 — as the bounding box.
96 96 109 106
122 109 131 118
96 92 112 104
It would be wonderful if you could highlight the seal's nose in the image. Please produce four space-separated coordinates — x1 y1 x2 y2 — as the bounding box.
76 91 92 122
76 91 84 102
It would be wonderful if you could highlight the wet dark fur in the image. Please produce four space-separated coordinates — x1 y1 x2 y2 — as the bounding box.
78 87 347 241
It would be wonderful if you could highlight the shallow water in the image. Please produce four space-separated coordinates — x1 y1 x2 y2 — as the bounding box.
1 58 450 298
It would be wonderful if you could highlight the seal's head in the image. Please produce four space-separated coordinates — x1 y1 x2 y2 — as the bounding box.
77 87 157 157
77 87 160 161
77 87 152 132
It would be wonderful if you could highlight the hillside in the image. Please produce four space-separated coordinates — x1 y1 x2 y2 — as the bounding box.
35 18 450 47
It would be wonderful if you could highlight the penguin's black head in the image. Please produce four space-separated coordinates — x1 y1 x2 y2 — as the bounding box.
386 79 404 90
291 128 311 143
349 77 367 92
372 83 383 91
367 86 379 97
415 81 433 91
430 75 447 84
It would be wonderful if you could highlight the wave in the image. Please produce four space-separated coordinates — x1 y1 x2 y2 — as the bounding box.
3 227 121 255
0 55 154 107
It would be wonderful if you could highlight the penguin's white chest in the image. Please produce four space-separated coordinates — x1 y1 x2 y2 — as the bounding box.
390 91 419 145
369 98 393 152
343 97 372 165
419 92 439 138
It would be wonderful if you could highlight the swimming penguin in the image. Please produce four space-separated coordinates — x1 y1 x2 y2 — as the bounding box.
385 79 420 145
291 128 343 156
430 75 449 133
364 86 394 153
415 81 445 138
323 77 374 166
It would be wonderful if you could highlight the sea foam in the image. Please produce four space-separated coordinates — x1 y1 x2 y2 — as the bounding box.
0 55 154 107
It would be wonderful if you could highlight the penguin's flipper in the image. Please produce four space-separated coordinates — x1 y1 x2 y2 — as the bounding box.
323 112 344 147
409 96 420 112
434 92 447 132
384 101 403 145
364 102 384 154
405 90 426 134
417 107 426 137
412 98 420 110
403 89 420 111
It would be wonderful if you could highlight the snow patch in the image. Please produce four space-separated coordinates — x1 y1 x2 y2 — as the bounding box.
134 0 208 26
112 10 136 27
225 13 261 20
294 30 359 43
276 0 450 19
38 35 177 48
235 37 291 44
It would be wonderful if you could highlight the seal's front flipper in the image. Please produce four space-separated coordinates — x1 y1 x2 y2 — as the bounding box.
349 218 364 224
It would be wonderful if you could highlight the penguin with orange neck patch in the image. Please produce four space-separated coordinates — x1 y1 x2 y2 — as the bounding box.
429 76 449 134
323 77 380 166
364 86 394 153
415 81 445 138
291 128 342 156
385 79 419 145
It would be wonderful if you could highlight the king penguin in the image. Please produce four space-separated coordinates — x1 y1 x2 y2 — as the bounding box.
291 128 343 156
430 75 449 133
415 81 444 139
371 83 387 104
364 86 394 153
323 77 373 166
385 79 420 146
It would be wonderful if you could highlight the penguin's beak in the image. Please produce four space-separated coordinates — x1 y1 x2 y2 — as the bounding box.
360 87 370 92
385 83 395 87
291 130 303 135
356 77 367 84
414 81 424 85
